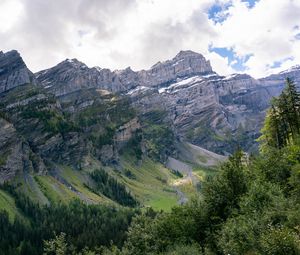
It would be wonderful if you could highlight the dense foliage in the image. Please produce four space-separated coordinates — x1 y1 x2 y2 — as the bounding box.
90 169 138 207
259 78 300 151
141 110 175 160
0 190 136 255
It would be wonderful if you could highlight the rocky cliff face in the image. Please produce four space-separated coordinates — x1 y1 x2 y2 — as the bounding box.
35 50 214 96
128 69 299 154
0 50 36 93
137 50 214 87
259 65 300 95
0 117 24 182
0 51 140 181
35 59 133 96
33 49 300 154
1 48 299 183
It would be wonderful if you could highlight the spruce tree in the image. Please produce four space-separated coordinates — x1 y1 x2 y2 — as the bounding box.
284 77 300 137
259 78 300 151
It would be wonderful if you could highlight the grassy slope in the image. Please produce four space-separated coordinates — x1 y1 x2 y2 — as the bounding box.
34 175 77 203
15 173 50 205
59 166 113 205
0 154 190 213
115 155 179 212
4 156 214 213
0 190 22 221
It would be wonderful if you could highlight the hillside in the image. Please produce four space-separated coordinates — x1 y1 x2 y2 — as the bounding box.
0 50 225 212
0 49 299 254
0 49 299 210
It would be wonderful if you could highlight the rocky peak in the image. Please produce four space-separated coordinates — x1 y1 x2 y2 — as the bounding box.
279 65 300 74
36 58 136 96
140 50 214 87
59 58 88 70
174 50 204 60
260 65 300 90
34 50 216 95
113 67 139 87
0 50 36 93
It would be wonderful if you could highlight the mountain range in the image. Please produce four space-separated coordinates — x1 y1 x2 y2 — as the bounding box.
0 49 299 208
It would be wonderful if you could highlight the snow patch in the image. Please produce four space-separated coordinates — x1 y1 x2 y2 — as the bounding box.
202 73 218 79
172 59 184 66
158 76 203 94
127 86 150 95
279 65 300 74
95 67 102 72
222 73 239 80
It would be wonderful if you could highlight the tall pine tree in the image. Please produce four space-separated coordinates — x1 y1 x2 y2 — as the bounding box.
259 78 300 151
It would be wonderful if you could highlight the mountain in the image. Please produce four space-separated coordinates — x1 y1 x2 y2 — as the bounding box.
35 50 213 96
35 50 298 155
0 49 299 210
0 50 190 209
0 50 36 93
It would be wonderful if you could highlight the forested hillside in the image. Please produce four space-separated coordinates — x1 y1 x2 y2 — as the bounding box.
1 78 299 254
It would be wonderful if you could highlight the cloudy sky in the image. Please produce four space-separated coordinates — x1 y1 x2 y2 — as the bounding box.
0 0 300 78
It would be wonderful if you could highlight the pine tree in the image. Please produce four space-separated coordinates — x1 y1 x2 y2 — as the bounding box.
258 78 300 151
284 78 300 137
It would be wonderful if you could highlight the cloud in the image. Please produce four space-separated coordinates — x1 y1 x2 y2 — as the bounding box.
0 0 299 78
211 0 300 77
0 0 137 71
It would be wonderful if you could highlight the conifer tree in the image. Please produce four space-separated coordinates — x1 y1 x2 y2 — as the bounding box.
259 78 300 151
284 77 300 136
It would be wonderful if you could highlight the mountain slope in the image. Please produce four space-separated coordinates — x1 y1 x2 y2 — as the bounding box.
0 51 189 210
35 49 296 155
0 49 299 211
0 50 36 93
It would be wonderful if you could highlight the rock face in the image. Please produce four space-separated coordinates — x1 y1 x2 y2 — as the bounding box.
114 117 140 145
0 50 36 93
129 71 299 154
138 50 214 87
0 117 24 182
35 50 214 96
35 59 138 96
1 48 300 183
130 73 265 154
260 65 300 93
34 49 300 154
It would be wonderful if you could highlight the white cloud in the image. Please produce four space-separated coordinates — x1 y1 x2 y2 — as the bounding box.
206 51 235 75
0 0 214 72
0 0 23 33
212 0 300 77
0 0 299 78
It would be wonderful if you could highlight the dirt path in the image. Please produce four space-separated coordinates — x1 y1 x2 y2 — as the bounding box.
167 157 198 204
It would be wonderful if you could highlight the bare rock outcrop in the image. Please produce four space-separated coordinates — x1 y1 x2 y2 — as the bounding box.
0 50 36 93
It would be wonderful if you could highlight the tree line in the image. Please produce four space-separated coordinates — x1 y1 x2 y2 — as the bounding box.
0 188 136 255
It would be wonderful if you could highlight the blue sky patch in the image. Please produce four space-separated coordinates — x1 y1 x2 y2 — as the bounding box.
208 1 259 23
241 0 259 8
208 2 231 23
209 46 251 72
269 57 294 69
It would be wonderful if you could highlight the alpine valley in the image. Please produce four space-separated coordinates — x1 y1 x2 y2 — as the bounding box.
1 44 300 255
0 49 299 211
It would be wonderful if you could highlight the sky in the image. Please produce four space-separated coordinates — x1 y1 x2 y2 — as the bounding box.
0 0 300 78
